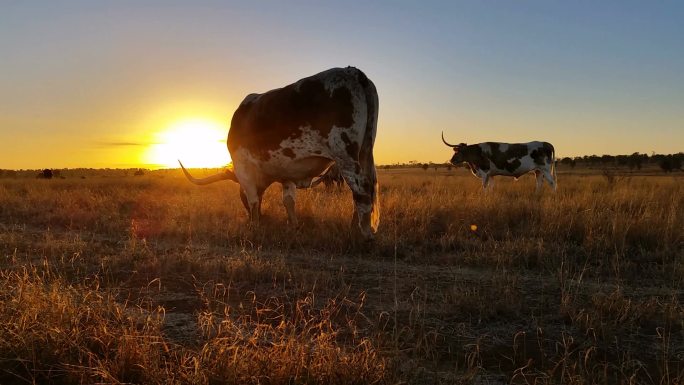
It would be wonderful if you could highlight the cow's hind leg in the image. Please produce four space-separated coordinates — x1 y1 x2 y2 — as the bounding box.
338 161 375 239
281 181 298 226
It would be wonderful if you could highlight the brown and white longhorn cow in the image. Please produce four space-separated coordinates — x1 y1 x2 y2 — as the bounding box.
442 132 557 191
180 67 379 238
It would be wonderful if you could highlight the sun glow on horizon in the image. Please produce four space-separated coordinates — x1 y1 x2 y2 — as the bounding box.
144 119 230 169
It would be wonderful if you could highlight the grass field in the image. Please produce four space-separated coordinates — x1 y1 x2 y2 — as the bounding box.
0 167 682 384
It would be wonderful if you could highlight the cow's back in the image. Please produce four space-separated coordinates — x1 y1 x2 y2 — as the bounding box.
227 67 368 161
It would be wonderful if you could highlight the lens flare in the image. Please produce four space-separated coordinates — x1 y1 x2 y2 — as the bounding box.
144 119 230 168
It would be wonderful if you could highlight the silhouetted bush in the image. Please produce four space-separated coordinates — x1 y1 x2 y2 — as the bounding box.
659 155 682 173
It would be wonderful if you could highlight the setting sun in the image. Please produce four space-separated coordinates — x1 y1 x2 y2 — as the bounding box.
144 119 230 169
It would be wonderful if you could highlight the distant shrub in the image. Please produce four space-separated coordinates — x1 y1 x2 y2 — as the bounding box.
659 155 682 173
0 170 18 179
560 157 576 169
36 169 53 179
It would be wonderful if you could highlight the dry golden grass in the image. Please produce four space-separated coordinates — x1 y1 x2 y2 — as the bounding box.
0 167 682 384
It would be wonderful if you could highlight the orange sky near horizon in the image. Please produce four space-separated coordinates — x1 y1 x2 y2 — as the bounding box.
2 80 681 170
1 2 682 170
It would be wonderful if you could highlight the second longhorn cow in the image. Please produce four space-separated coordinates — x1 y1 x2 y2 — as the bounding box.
442 132 557 191
180 67 380 238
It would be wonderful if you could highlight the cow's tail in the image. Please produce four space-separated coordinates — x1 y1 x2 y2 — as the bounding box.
359 70 380 233
178 160 238 185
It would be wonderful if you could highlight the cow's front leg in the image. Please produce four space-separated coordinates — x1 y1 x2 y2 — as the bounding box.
239 188 250 214
481 174 491 191
534 170 544 192
281 181 298 226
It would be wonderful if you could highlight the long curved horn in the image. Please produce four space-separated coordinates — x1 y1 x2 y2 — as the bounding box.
178 160 238 185
441 131 458 148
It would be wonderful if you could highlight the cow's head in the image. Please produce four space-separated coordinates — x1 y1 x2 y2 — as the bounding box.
441 132 467 165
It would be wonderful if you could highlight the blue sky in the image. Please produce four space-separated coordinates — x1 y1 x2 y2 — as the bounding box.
1 1 682 168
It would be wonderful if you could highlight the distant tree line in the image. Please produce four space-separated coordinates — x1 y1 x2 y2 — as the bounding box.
0 168 150 179
378 161 453 171
377 152 683 173
1 153 682 179
558 152 683 172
